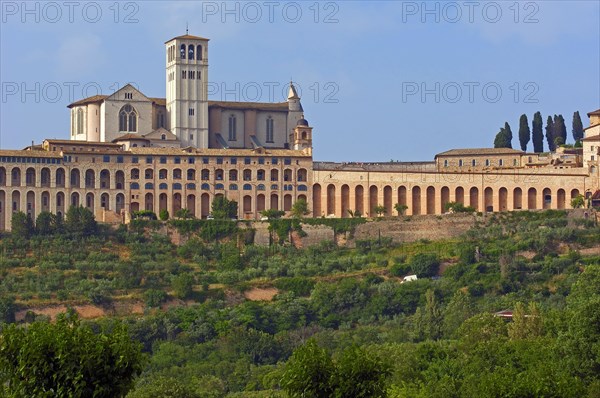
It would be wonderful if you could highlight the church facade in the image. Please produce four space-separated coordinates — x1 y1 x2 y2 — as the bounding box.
0 34 599 231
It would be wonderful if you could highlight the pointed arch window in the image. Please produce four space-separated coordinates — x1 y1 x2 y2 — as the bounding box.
188 44 195 60
228 114 237 141
180 44 186 59
266 116 274 143
197 45 202 60
119 104 137 132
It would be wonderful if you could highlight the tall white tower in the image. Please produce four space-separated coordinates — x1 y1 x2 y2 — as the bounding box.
165 34 209 148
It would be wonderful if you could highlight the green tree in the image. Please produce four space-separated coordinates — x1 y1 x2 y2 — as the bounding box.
171 273 194 300
65 205 97 236
572 111 584 142
334 345 390 398
159 209 170 221
508 302 544 340
0 296 16 324
518 114 531 151
373 205 387 217
554 114 567 146
127 376 200 398
571 194 585 209
10 211 34 240
35 211 57 235
211 196 238 219
443 290 474 338
174 208 193 219
546 115 556 151
260 209 285 219
394 203 408 215
532 111 544 153
494 124 512 148
416 289 443 341
0 311 143 398
281 339 336 398
409 253 440 278
291 198 310 218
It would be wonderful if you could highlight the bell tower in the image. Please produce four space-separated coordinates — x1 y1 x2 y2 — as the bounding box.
291 115 313 155
165 33 209 148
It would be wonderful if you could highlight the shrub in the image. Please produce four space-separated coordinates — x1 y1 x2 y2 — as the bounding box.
409 253 440 278
144 289 167 308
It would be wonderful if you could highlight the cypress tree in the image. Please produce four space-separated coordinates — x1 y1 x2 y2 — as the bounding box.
494 126 511 148
504 122 513 148
518 114 530 151
532 111 544 153
572 111 584 142
546 115 555 151
555 114 567 146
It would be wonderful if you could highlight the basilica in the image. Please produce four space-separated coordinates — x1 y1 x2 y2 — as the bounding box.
0 33 599 231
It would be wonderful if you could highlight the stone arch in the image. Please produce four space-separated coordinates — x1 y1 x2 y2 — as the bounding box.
527 188 537 210
426 186 435 214
56 192 65 215
557 189 566 209
12 190 21 212
70 169 80 188
441 186 450 213
130 202 140 213
40 167 51 187
398 186 407 208
256 194 266 213
145 193 154 211
570 189 580 203
11 167 21 186
0 167 5 186
313 184 322 216
270 193 279 210
369 185 378 216
0 190 5 230
355 185 364 216
85 169 95 189
71 192 80 207
384 185 393 216
284 194 293 211
159 193 168 213
85 192 94 210
270 169 278 182
186 194 196 216
326 184 336 216
499 187 508 211
173 193 182 213
116 193 125 213
243 195 252 215
41 191 50 212
484 187 493 212
341 184 350 218
412 186 421 215
297 168 308 182
56 168 65 188
455 187 464 205
201 193 210 218
26 191 35 216
115 171 125 190
100 193 110 210
543 188 552 209
469 187 479 210
513 187 523 209
25 167 36 187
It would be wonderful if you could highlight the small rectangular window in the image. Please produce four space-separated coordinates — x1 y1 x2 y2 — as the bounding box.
230 158 237 165
258 157 265 165
189 157 195 164
117 156 124 164
174 157 181 164
284 158 291 165
217 157 223 165
160 157 167 164
458 159 463 167
272 157 278 165
244 157 251 165
146 156 153 164
132 157 139 164
103 155 110 163
202 157 209 164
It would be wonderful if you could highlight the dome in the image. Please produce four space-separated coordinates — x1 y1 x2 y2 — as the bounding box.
297 118 309 127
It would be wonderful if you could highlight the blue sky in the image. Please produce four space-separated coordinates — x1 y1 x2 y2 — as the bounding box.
1 1 598 161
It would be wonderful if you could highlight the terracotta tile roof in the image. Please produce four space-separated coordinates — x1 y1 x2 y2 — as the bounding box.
0 149 62 158
165 34 210 43
587 109 600 117
67 95 108 108
435 148 524 157
44 139 122 147
112 133 150 142
129 146 310 157
582 135 600 141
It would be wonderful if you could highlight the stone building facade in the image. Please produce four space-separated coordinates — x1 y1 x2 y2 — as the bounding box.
0 33 598 231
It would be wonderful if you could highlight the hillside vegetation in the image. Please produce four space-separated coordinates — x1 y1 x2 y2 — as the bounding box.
1 209 600 397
